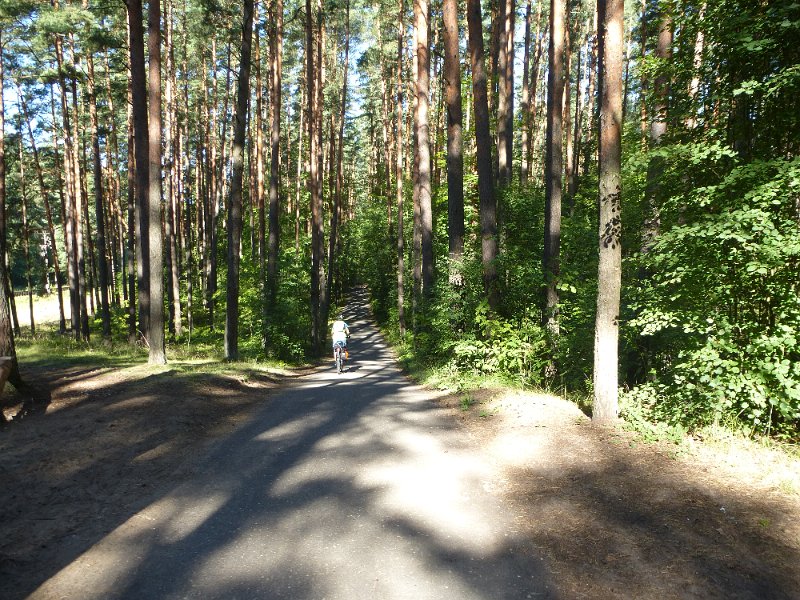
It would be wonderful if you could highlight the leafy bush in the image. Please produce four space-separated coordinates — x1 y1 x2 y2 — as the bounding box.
450 302 549 386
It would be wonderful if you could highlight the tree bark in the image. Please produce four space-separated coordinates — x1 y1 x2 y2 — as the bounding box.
267 0 283 309
543 0 566 338
224 0 255 361
53 20 81 338
593 0 624 423
496 0 515 186
307 0 324 355
414 0 434 299
86 49 112 338
128 0 150 341
17 134 35 335
520 0 533 184
148 0 166 364
443 0 464 275
642 9 672 255
326 0 350 322
396 0 406 335
467 0 500 312
126 77 137 343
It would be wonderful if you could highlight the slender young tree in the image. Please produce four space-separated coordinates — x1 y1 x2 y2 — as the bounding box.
443 0 463 276
543 0 566 339
148 0 166 364
520 0 533 184
396 0 406 335
593 0 624 423
224 0 255 361
642 7 672 254
86 48 111 338
496 0 515 185
326 0 350 315
307 0 324 354
467 0 499 311
18 91 66 333
267 0 283 308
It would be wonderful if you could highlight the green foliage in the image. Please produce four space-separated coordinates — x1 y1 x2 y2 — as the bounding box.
627 154 800 440
449 301 549 386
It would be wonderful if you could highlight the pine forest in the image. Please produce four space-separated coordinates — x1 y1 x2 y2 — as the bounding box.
1 0 799 442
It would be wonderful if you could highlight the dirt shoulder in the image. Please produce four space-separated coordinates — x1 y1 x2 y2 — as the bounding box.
444 389 800 599
0 359 292 600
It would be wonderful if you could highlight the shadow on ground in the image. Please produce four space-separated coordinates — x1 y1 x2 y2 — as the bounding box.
1 288 797 599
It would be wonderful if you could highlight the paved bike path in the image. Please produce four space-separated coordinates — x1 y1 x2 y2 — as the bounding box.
32 290 551 599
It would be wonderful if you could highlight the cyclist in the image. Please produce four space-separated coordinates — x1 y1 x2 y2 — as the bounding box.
331 314 350 361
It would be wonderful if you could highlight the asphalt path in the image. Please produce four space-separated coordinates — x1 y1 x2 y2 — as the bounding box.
32 290 552 599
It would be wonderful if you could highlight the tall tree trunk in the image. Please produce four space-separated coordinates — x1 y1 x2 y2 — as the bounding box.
53 21 81 338
467 0 499 311
414 0 434 299
267 0 283 309
686 3 706 129
642 9 672 255
563 14 574 201
307 0 323 355
526 2 545 180
443 0 464 277
69 45 90 339
254 1 266 282
543 0 566 339
326 0 350 318
396 0 406 336
126 79 137 343
638 0 648 148
295 84 304 255
315 0 329 344
497 0 515 186
569 25 586 199
86 49 112 338
520 0 533 184
164 0 182 339
583 4 598 176
19 91 66 333
148 0 166 364
593 0 624 423
18 137 35 335
224 0 255 361
128 0 150 341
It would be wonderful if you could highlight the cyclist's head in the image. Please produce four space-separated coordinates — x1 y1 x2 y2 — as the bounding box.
339 313 344 320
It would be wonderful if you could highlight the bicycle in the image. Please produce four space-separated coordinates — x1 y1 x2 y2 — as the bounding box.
333 341 346 374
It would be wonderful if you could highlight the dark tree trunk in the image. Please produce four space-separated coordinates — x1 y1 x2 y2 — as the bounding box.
396 0 406 335
126 84 137 344
224 0 255 361
128 0 150 340
443 0 464 276
467 0 500 312
543 0 566 338
87 50 112 338
496 0 515 186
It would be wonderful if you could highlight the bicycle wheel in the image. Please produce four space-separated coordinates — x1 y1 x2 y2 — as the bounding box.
335 349 342 373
